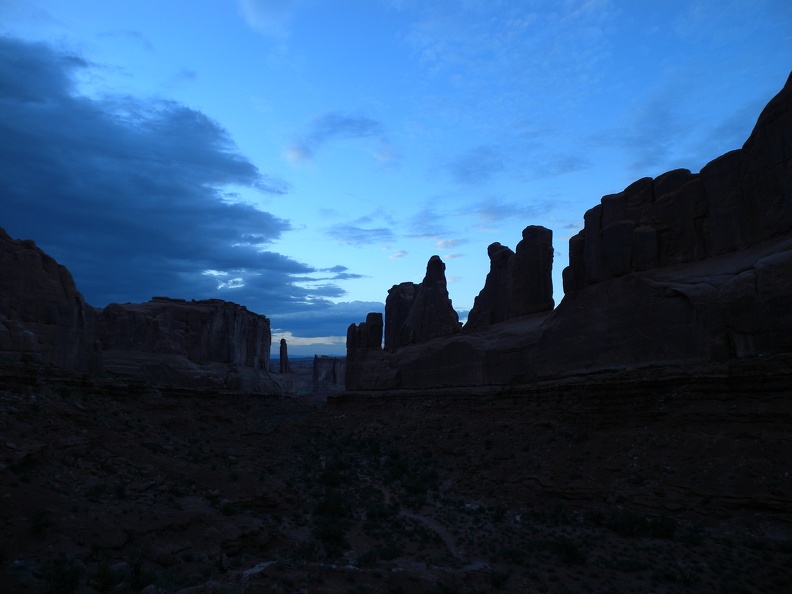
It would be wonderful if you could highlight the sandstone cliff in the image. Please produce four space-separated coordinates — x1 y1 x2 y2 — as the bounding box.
0 229 287 394
384 255 461 351
346 72 792 391
98 297 287 393
465 225 554 329
0 229 102 373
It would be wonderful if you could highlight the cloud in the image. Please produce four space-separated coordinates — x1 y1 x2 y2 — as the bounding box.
436 238 464 249
270 330 346 352
389 249 407 259
445 145 504 185
407 204 450 240
465 197 555 228
271 300 384 341
237 0 301 38
287 111 393 164
524 152 593 179
324 210 398 247
400 1 615 107
0 35 366 333
96 29 154 51
325 224 397 247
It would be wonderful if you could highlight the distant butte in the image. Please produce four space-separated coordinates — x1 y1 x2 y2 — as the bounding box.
346 71 792 392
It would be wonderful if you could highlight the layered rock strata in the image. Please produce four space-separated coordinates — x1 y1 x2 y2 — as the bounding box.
313 355 346 396
346 72 792 391
0 228 287 393
0 229 102 373
98 297 285 393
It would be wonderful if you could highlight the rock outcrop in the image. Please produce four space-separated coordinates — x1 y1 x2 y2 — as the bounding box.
0 226 289 393
0 228 102 373
563 73 792 293
279 338 291 374
465 225 554 329
312 355 346 396
97 297 286 393
384 255 461 351
346 312 396 391
346 72 792 391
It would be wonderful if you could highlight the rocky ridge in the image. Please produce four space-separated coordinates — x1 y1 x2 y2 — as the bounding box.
346 72 792 391
0 232 288 394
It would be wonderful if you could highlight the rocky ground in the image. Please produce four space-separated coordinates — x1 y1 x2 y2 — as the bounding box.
1 362 791 593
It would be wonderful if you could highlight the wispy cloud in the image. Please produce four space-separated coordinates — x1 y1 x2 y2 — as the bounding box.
287 111 394 164
399 1 616 106
436 238 464 249
96 29 154 51
325 224 397 247
445 144 505 185
237 0 302 38
324 210 398 246
388 249 408 259
271 300 385 339
465 197 555 229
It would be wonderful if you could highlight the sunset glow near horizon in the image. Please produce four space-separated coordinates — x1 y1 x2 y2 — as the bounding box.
1 0 790 356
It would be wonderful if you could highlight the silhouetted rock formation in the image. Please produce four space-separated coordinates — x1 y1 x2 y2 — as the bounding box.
384 255 461 351
346 312 396 390
0 228 289 393
279 338 291 374
97 297 286 393
0 228 102 373
346 72 792 391
465 225 554 329
313 355 345 395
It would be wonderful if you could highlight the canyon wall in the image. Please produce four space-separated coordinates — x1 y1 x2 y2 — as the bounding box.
0 231 287 394
98 297 286 393
346 72 792 391
0 229 102 373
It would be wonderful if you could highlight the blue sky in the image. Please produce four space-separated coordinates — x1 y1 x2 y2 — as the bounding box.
1 0 790 356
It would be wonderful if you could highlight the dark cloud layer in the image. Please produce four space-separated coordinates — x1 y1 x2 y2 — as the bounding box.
0 36 361 344
271 300 384 339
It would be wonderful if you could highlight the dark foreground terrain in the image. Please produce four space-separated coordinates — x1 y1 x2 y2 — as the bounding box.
1 361 791 593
